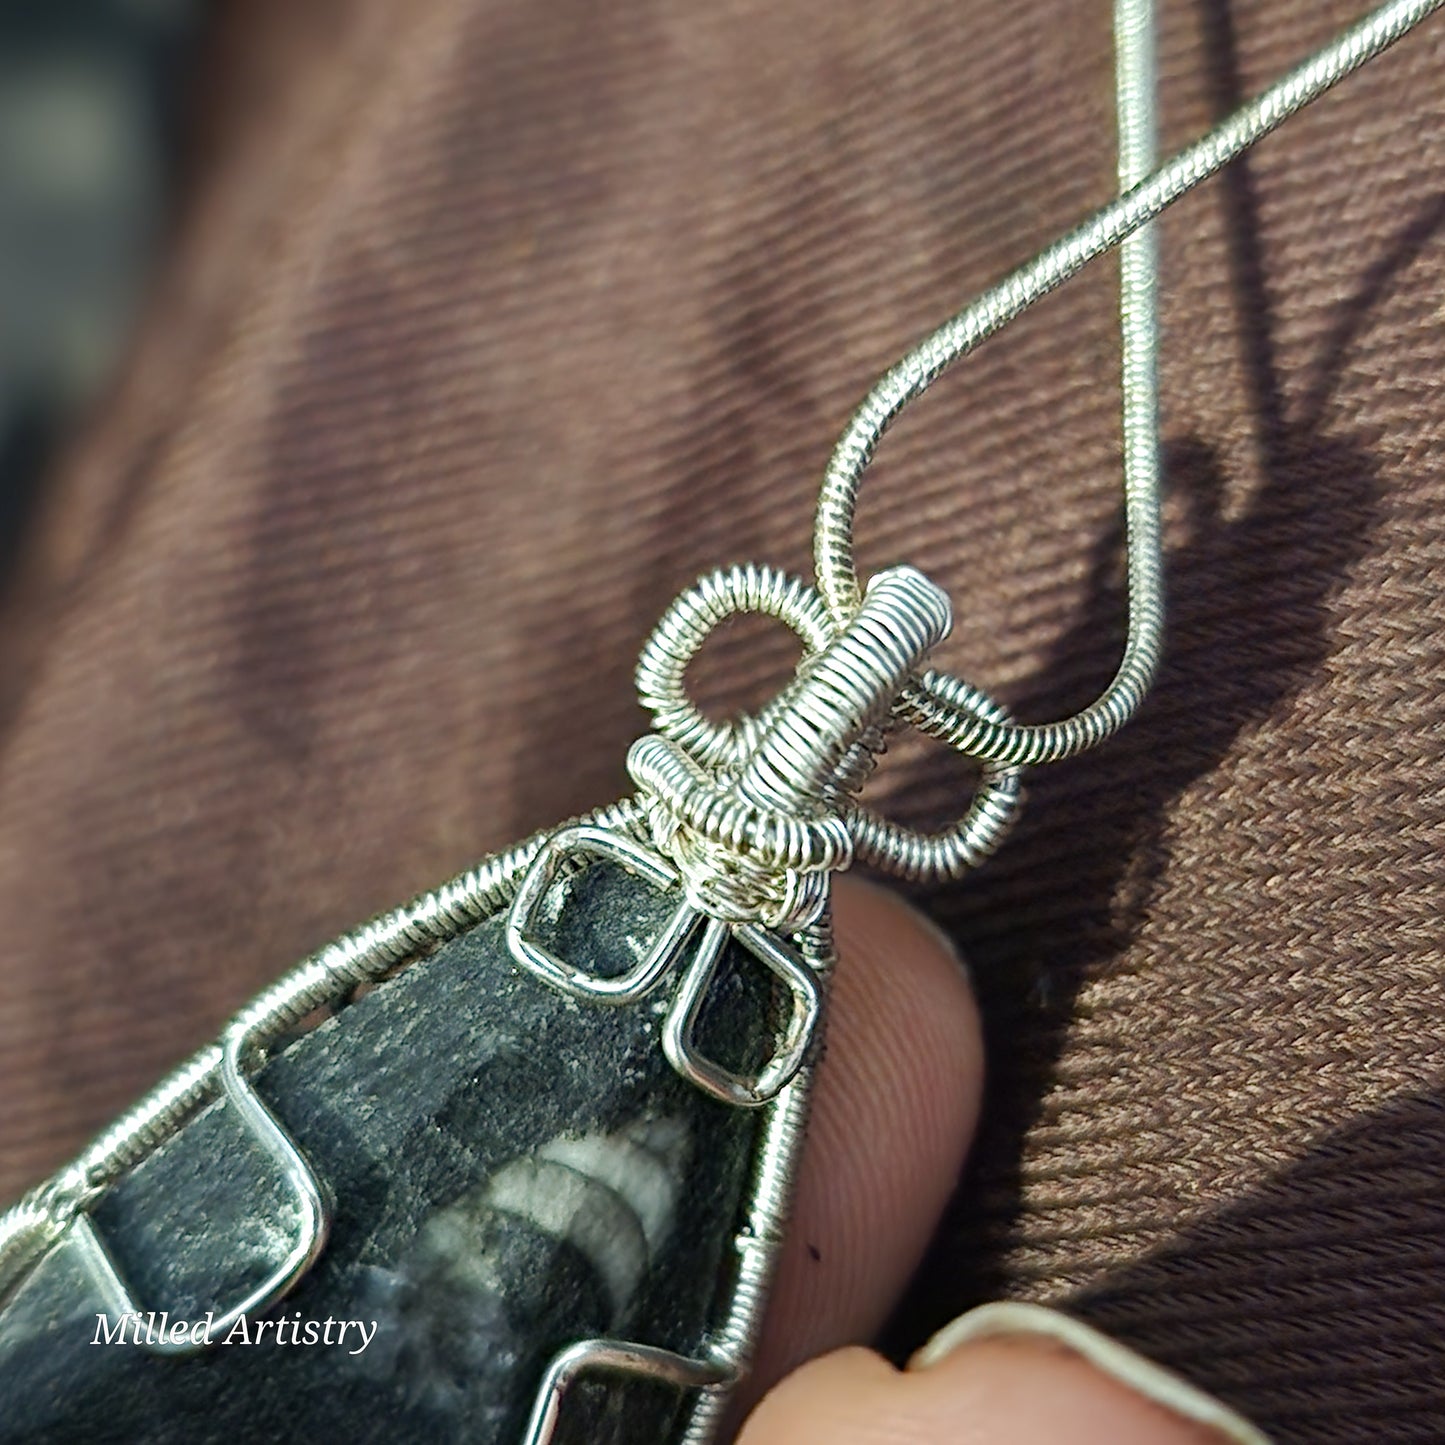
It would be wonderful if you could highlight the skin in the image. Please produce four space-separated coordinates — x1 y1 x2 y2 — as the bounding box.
735 877 1235 1445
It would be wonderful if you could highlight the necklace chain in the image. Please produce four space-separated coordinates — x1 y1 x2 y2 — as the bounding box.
639 0 1445 891
814 0 1443 769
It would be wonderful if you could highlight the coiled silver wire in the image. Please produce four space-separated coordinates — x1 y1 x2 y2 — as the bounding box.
0 796 647 1303
635 563 836 771
626 0 1175 881
632 564 1025 902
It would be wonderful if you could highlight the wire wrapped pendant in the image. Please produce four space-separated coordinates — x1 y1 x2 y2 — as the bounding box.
0 566 1016 1443
1 0 1439 1434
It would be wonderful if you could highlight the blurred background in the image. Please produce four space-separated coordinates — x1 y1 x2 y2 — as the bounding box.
0 0 203 579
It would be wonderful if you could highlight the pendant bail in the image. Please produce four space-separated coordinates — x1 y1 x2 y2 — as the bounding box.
628 565 952 931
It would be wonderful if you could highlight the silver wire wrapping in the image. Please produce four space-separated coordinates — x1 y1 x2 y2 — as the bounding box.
0 795 649 1306
510 565 971 1102
517 918 832 1445
632 563 1023 892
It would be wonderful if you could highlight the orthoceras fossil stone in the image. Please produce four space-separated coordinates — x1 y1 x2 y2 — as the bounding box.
0 857 809 1444
0 567 964 1441
361 1115 693 1423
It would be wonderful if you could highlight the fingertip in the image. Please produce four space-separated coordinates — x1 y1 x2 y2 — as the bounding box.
739 1331 1262 1445
825 876 983 1197
745 876 982 1394
913 1304 1270 1444
737 1349 899 1444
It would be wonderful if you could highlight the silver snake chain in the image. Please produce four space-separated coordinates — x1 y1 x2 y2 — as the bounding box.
816 0 1444 769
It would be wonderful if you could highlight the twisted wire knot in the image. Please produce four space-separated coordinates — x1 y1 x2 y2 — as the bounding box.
644 797 832 932
629 565 967 929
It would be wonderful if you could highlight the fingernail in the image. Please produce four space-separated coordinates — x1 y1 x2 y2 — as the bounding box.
910 1301 1271 1444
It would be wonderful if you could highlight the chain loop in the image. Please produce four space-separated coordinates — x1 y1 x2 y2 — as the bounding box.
813 0 1443 768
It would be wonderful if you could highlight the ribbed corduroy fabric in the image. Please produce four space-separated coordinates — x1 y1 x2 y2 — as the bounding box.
0 3 1441 1439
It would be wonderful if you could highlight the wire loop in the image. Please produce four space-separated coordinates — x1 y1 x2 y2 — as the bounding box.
632 565 1024 888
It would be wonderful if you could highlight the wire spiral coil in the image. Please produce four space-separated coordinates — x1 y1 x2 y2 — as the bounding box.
630 564 1024 911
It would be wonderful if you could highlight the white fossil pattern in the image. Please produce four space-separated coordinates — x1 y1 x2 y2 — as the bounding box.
359 1114 692 1429
486 1116 690 1316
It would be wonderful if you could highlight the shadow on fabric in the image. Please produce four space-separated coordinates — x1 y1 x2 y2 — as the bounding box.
885 4 1445 1437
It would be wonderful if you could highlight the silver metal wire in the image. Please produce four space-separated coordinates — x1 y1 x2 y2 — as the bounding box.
631 565 984 922
520 920 832 1445
635 563 836 770
815 0 1444 768
520 1338 731 1445
736 570 952 817
68 1018 332 1357
643 567 948 928
505 825 698 1003
504 821 824 1105
840 674 1023 881
632 563 1025 890
660 917 824 1108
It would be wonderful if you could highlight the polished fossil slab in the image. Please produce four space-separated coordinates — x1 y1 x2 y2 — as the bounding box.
0 861 780 1444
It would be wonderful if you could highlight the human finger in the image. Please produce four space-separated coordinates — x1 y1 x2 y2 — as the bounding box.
740 1302 1271 1444
743 876 984 1405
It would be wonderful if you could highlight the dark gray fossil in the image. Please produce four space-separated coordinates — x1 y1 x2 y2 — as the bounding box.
0 860 785 1444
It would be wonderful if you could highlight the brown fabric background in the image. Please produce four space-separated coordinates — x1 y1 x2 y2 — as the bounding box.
2 1 1442 1438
